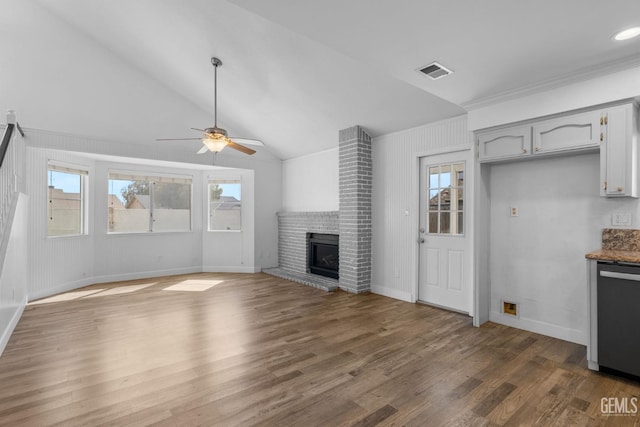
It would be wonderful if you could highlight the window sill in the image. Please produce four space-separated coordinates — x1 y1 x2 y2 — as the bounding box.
46 234 89 240
107 230 193 236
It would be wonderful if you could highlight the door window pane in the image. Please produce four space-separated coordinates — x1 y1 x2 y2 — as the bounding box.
440 212 451 234
429 166 440 188
429 190 439 211
429 212 438 234
426 162 464 235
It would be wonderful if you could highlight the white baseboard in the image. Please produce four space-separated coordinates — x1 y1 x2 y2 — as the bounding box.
203 266 261 273
0 300 26 356
489 310 586 345
370 285 413 303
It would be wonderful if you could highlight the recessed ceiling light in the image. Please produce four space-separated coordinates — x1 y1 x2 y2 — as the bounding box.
613 27 640 41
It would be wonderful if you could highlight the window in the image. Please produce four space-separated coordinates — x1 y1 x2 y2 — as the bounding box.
47 162 88 237
209 179 241 231
428 162 464 235
108 172 192 233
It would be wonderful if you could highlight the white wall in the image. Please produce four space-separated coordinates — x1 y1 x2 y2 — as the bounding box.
282 148 339 212
487 153 640 345
371 116 471 303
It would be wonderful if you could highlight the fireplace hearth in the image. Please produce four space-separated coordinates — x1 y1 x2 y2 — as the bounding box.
308 233 339 280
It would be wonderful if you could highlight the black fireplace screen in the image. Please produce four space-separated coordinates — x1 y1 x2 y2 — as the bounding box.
308 233 339 279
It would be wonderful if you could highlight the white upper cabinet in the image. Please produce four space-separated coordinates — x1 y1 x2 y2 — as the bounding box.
600 103 639 198
532 110 602 155
477 125 531 162
475 100 639 197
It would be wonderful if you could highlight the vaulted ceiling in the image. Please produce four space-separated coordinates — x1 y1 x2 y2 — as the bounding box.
2 0 640 160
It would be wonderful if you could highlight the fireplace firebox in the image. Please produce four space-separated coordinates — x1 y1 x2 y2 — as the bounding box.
307 233 339 280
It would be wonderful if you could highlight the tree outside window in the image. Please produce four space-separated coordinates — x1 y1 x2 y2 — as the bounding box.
108 172 192 233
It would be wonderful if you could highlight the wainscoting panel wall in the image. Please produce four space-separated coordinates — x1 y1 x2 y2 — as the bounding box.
26 146 97 300
371 115 470 303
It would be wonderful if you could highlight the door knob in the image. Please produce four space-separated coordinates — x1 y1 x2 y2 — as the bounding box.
418 238 425 244
419 227 425 234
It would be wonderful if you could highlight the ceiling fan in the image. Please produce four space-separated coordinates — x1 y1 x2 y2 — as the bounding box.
157 57 263 155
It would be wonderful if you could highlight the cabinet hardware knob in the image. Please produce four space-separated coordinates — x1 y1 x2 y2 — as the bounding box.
600 133 604 142
523 148 527 154
603 181 608 190
618 186 623 192
534 147 540 152
605 116 608 125
600 116 604 125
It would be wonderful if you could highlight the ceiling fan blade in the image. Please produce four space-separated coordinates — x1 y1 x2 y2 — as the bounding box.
228 137 263 146
190 127 206 133
196 145 209 154
156 137 202 141
227 141 256 155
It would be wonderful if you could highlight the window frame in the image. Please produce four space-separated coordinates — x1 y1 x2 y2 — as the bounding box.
207 176 242 232
427 161 465 236
47 161 89 238
107 170 193 234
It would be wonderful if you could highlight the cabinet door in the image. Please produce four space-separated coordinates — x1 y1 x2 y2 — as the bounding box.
602 103 638 197
478 125 531 162
532 110 602 155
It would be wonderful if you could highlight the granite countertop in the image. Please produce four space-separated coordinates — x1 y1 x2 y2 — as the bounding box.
585 249 640 263
585 228 640 263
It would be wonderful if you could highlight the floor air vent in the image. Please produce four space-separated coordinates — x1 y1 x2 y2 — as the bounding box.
418 62 453 80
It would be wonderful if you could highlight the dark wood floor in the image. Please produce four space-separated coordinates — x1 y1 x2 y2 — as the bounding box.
0 273 639 426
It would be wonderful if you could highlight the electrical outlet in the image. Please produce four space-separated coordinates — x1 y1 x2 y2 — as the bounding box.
510 206 519 217
612 212 632 227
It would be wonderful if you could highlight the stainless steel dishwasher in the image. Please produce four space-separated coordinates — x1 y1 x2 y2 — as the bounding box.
597 262 640 378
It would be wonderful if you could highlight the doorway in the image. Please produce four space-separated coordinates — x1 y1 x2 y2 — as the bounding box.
418 152 470 313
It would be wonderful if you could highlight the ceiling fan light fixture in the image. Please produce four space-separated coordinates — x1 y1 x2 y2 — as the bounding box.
613 27 640 41
202 136 228 152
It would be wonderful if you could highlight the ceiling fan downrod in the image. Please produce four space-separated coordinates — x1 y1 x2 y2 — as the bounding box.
211 57 222 128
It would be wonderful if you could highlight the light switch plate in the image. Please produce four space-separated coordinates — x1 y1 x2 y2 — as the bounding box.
612 212 632 227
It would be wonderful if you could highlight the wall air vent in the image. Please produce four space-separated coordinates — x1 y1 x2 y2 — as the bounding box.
418 62 453 80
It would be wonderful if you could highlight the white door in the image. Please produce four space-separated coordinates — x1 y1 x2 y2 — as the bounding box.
418 154 469 313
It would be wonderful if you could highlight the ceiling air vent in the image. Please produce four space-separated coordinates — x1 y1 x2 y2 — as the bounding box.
418 62 453 80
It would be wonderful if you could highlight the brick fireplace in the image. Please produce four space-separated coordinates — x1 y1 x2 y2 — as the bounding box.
264 125 372 293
